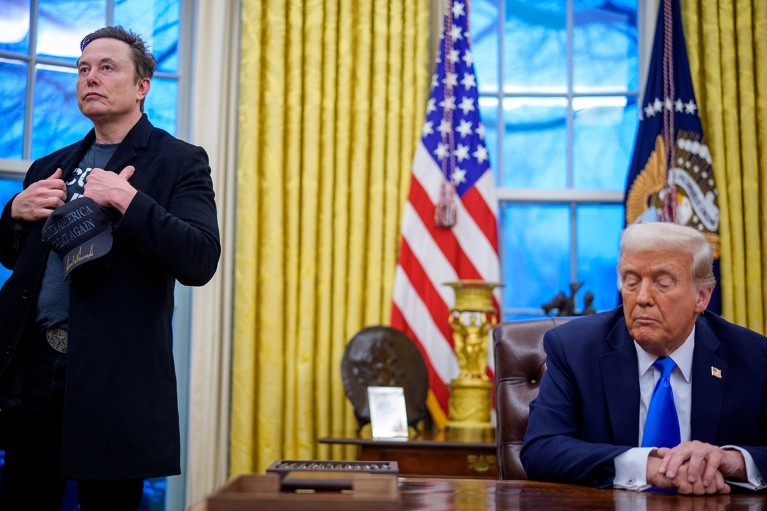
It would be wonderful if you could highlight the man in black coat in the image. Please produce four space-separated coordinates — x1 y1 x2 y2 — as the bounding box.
0 26 220 510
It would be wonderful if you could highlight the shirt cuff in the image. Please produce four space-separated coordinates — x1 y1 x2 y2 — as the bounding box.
613 447 654 491
722 446 767 490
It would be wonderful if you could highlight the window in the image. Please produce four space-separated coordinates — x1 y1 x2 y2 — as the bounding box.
0 1 188 509
468 0 639 318
0 0 183 161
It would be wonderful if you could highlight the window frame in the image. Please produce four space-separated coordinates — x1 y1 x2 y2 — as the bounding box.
0 0 192 170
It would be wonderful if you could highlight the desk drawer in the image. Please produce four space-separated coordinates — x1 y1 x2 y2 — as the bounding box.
358 444 497 478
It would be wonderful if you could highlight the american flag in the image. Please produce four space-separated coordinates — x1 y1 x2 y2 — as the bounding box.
391 0 500 428
624 0 720 313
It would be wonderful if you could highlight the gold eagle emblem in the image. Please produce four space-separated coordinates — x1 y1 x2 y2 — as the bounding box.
626 132 720 258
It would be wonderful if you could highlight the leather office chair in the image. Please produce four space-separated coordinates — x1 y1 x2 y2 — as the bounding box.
493 316 574 479
341 326 429 435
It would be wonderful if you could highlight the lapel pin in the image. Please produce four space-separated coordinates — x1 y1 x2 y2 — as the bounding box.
711 366 722 379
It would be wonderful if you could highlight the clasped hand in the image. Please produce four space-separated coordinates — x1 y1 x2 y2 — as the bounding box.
11 165 137 224
83 165 137 213
648 441 746 495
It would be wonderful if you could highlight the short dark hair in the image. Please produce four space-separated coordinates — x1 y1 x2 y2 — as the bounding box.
80 26 157 111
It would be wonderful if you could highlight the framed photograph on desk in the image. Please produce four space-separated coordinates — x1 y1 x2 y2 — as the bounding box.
367 386 408 440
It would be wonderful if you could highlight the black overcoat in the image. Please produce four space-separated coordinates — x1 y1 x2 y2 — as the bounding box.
0 114 221 479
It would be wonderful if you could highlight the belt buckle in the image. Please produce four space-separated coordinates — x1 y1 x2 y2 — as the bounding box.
46 327 67 353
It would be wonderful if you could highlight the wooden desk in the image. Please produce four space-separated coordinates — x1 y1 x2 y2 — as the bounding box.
190 477 767 511
319 436 497 478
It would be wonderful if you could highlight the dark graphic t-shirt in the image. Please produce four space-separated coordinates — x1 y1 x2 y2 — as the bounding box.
35 143 118 330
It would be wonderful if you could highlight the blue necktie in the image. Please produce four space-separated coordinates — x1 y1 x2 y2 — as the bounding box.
641 357 681 448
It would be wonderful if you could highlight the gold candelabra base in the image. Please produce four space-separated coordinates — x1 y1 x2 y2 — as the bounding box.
444 378 495 442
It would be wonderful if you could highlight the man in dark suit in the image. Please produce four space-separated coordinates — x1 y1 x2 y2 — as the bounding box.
0 26 220 510
521 222 767 494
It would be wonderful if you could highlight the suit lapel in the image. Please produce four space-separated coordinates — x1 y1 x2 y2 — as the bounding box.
600 323 640 446
690 316 725 443
105 114 152 172
106 143 137 172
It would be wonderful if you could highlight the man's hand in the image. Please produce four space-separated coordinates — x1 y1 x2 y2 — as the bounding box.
658 441 746 490
10 168 66 224
646 442 743 495
84 165 137 214
648 455 730 494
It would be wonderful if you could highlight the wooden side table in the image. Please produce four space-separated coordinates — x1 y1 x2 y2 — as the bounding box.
318 435 497 479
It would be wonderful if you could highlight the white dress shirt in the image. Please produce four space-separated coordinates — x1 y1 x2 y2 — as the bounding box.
612 326 766 491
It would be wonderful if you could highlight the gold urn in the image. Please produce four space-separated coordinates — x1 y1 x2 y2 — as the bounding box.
444 280 501 442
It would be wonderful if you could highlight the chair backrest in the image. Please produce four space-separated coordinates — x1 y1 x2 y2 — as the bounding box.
341 326 429 433
492 317 574 479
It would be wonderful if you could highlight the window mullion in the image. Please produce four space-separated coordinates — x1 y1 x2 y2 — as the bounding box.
22 1 40 160
566 0 577 284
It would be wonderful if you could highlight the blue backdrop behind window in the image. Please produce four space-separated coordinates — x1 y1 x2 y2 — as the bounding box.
470 0 638 318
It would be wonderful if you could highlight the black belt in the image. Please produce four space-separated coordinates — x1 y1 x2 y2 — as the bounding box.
45 327 67 353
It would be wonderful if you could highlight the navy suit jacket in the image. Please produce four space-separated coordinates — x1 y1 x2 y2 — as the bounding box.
520 307 767 488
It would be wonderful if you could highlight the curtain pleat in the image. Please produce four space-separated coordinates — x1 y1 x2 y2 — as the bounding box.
232 0 429 475
682 0 767 333
230 0 264 474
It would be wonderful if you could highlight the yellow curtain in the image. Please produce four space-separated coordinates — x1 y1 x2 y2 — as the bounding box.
682 0 767 333
231 0 430 475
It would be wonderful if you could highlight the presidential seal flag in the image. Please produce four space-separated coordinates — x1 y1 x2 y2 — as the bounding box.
625 0 720 313
391 0 500 429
